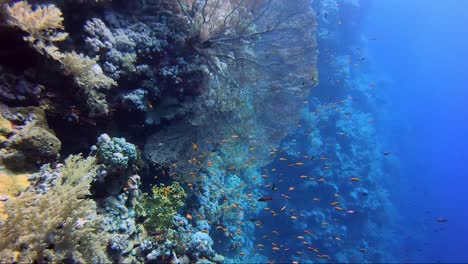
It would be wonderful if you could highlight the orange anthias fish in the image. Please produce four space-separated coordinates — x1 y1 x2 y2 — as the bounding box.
192 143 198 152
307 247 319 252
349 177 360 182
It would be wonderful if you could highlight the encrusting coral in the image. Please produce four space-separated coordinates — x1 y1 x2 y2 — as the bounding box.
0 155 109 263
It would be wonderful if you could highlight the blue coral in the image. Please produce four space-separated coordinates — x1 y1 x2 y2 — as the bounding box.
122 88 148 111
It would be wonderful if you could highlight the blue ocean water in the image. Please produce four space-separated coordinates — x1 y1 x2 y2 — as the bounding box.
366 1 468 263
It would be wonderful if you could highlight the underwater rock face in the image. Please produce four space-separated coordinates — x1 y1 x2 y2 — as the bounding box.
0 106 61 171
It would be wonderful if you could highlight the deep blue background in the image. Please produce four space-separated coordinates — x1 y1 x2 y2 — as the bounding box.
365 0 468 262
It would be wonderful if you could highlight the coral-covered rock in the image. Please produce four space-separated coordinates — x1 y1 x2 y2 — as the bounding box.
0 113 13 144
0 106 61 171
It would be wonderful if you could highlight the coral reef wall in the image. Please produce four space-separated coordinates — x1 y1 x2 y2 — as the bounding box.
0 0 323 263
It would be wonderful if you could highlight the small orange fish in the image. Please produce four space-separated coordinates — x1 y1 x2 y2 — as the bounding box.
231 135 239 138
290 216 297 220
295 162 304 166
349 177 360 182
279 157 288 161
300 175 308 179
334 207 344 211
239 252 245 256
192 143 198 152
288 187 295 191
317 255 330 259
272 247 280 251
280 206 287 211
249 147 256 151
313 198 320 202
297 236 304 239
304 230 313 236
307 247 319 252
222 139 229 143
317 178 325 183
186 214 193 220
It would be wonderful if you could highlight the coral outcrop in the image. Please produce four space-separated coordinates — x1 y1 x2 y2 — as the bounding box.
0 105 61 171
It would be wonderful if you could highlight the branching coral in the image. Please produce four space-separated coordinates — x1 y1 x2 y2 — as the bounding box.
4 1 117 116
4 1 68 60
62 52 117 116
137 182 187 232
0 155 109 263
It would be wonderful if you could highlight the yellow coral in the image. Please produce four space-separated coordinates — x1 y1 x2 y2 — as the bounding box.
0 113 12 135
62 51 116 91
4 2 117 116
61 51 117 115
0 155 110 263
5 1 68 60
137 182 187 232
0 113 12 144
0 170 30 220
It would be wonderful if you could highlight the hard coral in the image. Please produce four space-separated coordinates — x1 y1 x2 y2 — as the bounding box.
93 133 140 175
